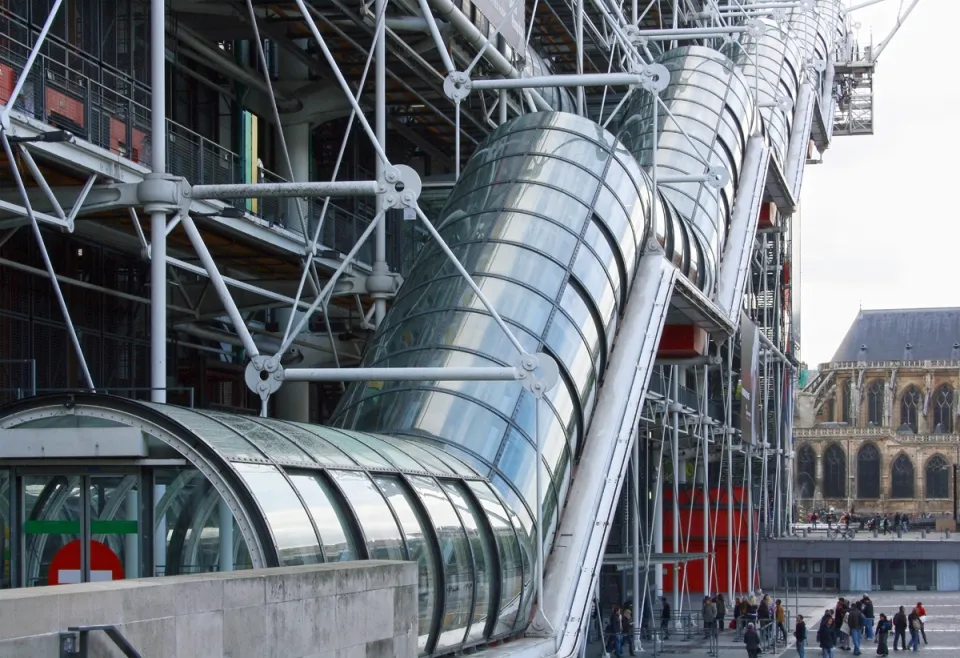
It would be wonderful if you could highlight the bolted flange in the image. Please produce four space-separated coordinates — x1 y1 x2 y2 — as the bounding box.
640 63 670 94
139 174 184 215
380 164 422 210
746 18 767 39
704 165 730 189
443 71 473 102
244 354 284 402
515 352 560 399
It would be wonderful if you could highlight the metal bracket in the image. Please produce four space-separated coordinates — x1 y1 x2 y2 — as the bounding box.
138 174 183 215
759 94 794 113
658 165 729 188
746 18 767 39
443 71 473 102
517 352 560 399
381 164 422 209
639 63 670 94
244 354 284 404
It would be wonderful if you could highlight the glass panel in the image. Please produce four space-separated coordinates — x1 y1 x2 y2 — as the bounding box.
891 454 915 499
823 444 846 498
264 420 358 468
23 474 81 587
443 482 494 644
467 481 523 636
328 471 405 561
234 464 321 566
491 473 534 630
203 413 315 465
374 475 438 652
856 443 881 499
287 473 359 562
341 430 424 472
296 426 393 469
408 475 474 652
143 403 267 462
377 435 459 476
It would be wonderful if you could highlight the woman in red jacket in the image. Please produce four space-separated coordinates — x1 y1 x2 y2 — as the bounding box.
916 602 928 644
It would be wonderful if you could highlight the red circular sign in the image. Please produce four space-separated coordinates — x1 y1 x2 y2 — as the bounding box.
48 539 125 586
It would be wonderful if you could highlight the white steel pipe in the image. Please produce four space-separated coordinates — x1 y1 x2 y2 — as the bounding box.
632 25 752 40
150 0 168 404
190 181 378 200
373 0 388 328
425 0 553 111
283 366 521 382
471 72 644 90
178 214 261 358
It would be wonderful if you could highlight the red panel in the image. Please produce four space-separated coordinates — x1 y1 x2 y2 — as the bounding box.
0 63 15 104
757 201 777 230
657 324 708 358
45 88 85 127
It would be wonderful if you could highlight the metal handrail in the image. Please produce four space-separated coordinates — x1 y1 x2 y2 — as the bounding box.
62 625 141 658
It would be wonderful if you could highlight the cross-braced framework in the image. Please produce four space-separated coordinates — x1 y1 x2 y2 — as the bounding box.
0 0 922 653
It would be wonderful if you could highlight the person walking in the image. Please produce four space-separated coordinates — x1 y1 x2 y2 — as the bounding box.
892 606 908 651
660 596 671 641
846 601 863 655
794 614 808 658
703 596 717 638
622 606 636 656
744 622 762 658
775 599 788 645
606 605 624 657
875 613 891 656
717 594 727 632
861 594 874 641
907 607 922 652
915 601 928 644
817 616 838 658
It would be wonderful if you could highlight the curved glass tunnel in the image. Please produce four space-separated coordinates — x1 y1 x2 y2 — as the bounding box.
0 394 527 655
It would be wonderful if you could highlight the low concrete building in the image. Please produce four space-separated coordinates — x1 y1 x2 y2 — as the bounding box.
0 561 417 657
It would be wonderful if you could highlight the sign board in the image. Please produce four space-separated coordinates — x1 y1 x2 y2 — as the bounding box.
48 539 125 586
739 311 760 445
472 0 526 54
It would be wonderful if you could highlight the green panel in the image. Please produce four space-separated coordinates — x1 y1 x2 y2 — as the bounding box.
24 520 80 535
91 520 138 535
24 520 138 535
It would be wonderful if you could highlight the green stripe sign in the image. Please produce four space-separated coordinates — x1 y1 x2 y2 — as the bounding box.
23 520 138 535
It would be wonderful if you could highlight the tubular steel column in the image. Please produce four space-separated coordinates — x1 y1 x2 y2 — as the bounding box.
747 446 754 592
671 366 681 616
632 435 641 623
150 0 168 404
372 0 389 327
726 341 734 601
702 366 710 595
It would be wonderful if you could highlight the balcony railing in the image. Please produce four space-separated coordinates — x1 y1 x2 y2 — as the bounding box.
0 28 398 267
795 426 960 442
819 360 960 371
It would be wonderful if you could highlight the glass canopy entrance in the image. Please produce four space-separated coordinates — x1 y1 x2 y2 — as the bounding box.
0 393 533 656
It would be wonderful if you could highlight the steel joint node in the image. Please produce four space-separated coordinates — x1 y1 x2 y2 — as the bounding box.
245 355 284 400
139 174 184 214
443 71 473 101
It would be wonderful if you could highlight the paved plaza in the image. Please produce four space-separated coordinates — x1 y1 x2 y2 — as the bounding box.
584 591 960 656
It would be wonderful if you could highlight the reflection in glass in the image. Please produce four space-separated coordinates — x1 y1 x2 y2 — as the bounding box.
408 475 475 652
467 481 524 636
287 473 358 562
443 482 495 643
374 476 438 652
234 464 321 566
328 470 405 561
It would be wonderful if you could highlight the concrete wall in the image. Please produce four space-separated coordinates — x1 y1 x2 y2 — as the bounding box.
0 560 417 658
759 537 960 591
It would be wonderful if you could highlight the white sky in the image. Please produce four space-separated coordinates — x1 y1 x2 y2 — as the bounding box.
799 0 959 367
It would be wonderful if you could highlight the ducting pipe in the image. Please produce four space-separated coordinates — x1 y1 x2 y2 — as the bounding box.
425 0 553 111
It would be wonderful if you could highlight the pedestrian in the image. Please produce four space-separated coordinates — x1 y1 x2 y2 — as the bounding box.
907 607 921 652
622 606 636 656
875 613 891 656
861 594 874 641
846 601 863 655
915 601 928 644
817 616 838 658
794 614 807 658
892 606 908 651
660 596 671 640
717 594 726 631
744 622 762 658
703 595 717 638
776 599 788 645
606 605 623 657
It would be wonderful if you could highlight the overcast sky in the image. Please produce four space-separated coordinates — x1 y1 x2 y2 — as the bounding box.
799 0 956 367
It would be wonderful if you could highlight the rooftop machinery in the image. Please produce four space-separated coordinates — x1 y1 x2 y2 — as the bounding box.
0 0 922 655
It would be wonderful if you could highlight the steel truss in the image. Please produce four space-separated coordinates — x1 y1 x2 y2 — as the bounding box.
0 0 919 653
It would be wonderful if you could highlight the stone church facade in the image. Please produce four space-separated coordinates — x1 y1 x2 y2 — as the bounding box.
794 308 960 515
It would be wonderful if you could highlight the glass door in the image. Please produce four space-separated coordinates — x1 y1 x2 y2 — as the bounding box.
16 469 141 587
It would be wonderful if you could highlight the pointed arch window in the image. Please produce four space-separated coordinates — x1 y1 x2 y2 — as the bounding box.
925 455 950 499
890 454 915 499
900 386 922 433
856 443 880 499
823 444 846 499
796 444 816 499
867 381 884 426
842 385 853 425
933 385 954 433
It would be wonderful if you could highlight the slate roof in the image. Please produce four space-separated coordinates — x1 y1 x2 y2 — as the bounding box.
831 308 960 362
